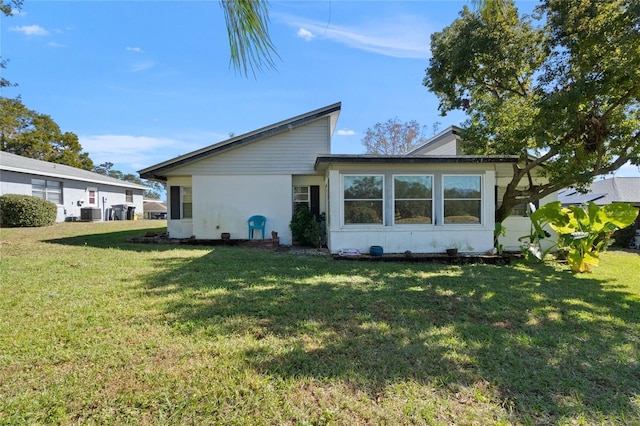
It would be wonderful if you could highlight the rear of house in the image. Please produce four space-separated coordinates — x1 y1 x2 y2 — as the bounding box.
139 104 557 254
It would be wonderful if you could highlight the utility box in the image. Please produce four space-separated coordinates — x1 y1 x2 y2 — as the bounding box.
80 207 101 221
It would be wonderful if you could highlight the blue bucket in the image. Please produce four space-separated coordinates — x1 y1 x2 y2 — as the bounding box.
370 245 384 257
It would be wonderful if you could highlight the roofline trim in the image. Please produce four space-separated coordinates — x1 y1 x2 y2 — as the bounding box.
139 102 342 179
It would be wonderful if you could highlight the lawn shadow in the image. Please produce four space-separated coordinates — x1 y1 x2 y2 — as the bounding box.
142 248 640 423
44 225 175 252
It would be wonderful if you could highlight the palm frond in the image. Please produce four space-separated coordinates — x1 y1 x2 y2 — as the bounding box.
220 0 280 78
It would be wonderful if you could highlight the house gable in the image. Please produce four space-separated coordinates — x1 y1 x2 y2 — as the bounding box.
408 126 462 156
164 117 332 176
139 102 341 181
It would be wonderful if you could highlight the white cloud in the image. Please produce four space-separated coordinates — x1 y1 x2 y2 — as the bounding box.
336 129 356 136
48 42 64 48
80 135 180 172
10 24 49 36
276 13 432 59
296 28 315 41
126 46 144 53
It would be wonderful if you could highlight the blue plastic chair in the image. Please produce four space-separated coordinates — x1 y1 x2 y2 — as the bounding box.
247 215 267 239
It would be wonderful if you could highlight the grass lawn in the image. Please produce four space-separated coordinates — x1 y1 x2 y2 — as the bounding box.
1 221 639 425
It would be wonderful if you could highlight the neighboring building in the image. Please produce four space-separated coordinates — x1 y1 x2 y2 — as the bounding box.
559 176 640 228
139 103 555 254
143 199 167 220
1 151 146 222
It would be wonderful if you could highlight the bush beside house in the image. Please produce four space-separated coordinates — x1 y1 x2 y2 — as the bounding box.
0 194 57 227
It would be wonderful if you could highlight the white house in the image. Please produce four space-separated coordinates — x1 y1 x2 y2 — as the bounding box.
1 151 147 222
139 103 554 254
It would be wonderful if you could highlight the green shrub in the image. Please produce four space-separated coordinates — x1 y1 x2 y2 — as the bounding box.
289 205 323 247
0 194 57 227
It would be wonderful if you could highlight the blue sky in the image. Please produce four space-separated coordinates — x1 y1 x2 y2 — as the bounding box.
2 1 639 180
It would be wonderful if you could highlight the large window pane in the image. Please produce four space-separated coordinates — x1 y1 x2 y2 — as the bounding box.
394 176 432 224
444 176 481 224
343 176 383 224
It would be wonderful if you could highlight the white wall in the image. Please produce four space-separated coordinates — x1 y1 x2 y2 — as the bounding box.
191 175 294 243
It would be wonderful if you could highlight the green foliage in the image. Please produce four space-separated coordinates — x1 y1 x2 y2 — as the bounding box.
425 0 640 222
220 0 279 77
0 194 57 227
529 201 638 272
289 205 323 247
0 97 94 170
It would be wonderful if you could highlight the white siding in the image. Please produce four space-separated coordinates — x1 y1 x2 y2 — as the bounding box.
166 119 330 177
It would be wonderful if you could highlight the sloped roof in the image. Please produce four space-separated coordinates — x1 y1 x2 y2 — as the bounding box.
139 102 342 181
143 199 167 213
559 177 640 206
0 151 148 190
406 125 462 155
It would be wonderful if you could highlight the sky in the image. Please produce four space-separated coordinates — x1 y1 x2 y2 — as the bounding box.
2 0 639 183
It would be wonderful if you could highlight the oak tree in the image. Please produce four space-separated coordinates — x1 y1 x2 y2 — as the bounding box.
0 97 94 170
424 0 640 222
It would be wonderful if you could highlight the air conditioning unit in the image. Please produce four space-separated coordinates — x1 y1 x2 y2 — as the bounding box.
80 207 101 221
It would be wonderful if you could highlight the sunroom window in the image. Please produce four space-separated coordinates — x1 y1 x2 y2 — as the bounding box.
443 175 482 224
343 175 383 224
394 175 432 224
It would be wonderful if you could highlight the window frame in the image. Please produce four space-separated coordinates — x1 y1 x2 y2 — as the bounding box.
292 185 310 213
125 189 133 203
32 178 63 205
182 186 192 219
342 174 385 226
442 174 483 225
392 174 434 225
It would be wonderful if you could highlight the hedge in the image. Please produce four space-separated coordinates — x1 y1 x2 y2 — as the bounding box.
0 194 57 227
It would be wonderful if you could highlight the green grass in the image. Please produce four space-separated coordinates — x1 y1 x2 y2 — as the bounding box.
1 221 639 425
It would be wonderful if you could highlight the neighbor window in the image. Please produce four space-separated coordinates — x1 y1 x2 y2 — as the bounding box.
125 189 133 203
343 175 383 224
87 188 97 206
443 175 482 224
394 175 433 224
32 179 62 204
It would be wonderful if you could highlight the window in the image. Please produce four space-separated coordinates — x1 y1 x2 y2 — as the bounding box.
170 186 192 219
125 189 133 203
293 186 310 212
87 188 97 206
182 187 192 219
394 175 433 224
343 175 383 224
443 175 482 224
32 179 62 204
